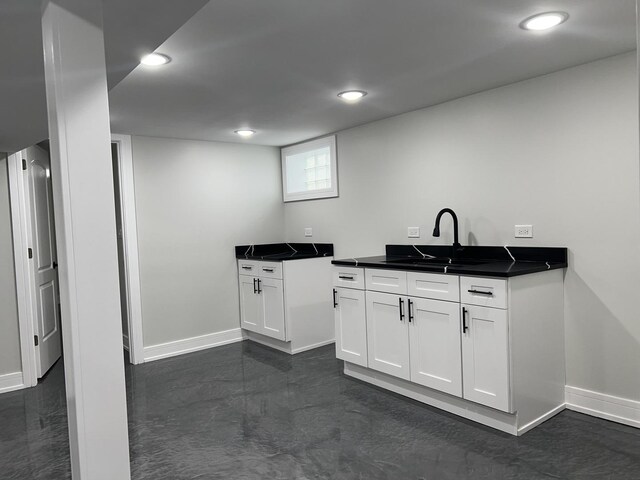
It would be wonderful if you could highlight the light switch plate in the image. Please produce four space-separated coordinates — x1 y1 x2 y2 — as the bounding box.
408 227 420 238
304 227 313 237
515 225 533 238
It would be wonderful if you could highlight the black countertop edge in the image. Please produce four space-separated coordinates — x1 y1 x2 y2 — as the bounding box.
235 243 333 261
332 245 568 278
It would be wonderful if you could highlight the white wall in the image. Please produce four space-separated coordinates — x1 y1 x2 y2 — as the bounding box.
131 136 283 348
0 155 22 375
285 53 640 402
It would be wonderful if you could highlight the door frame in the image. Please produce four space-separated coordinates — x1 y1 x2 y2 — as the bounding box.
8 135 144 390
7 151 38 388
111 134 144 365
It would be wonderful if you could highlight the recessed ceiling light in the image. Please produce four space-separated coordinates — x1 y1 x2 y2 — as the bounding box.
337 90 368 102
235 129 256 137
140 53 171 66
520 12 569 31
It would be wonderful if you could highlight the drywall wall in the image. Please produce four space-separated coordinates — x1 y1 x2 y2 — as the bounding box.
0 155 22 375
284 52 640 402
131 136 283 348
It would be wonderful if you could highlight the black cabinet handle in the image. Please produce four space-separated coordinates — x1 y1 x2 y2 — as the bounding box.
399 297 405 321
257 278 262 294
242 266 252 270
253 278 257 294
468 289 493 296
408 299 414 323
338 275 354 280
462 307 469 333
263 268 274 273
332 289 338 308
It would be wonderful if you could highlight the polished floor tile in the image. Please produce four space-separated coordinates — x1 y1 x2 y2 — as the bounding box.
1 342 640 479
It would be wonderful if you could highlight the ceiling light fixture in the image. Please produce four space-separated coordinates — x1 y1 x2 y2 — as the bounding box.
140 53 171 66
337 90 368 102
520 12 569 31
235 129 256 137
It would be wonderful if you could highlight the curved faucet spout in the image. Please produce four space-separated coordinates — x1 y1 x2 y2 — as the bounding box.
432 208 462 252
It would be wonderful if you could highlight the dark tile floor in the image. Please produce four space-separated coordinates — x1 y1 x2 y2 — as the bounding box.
1 342 640 479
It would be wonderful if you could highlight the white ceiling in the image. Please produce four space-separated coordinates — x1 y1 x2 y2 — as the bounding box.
0 0 209 153
108 0 637 147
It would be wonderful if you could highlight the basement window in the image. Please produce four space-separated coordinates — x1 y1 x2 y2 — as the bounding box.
281 135 338 202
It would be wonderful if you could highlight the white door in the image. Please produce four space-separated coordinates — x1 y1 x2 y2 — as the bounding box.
461 304 511 412
259 277 286 341
408 297 462 397
365 291 410 380
239 275 261 334
26 147 62 378
334 287 367 366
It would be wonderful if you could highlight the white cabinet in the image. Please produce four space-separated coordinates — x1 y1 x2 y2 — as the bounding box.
333 287 367 367
365 291 410 380
238 257 334 354
409 297 462 397
260 278 286 341
335 264 565 436
461 304 510 411
239 275 285 340
239 275 261 332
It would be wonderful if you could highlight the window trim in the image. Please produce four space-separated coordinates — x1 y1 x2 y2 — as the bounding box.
281 135 338 202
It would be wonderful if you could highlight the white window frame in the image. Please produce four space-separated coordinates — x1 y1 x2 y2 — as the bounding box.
281 135 338 202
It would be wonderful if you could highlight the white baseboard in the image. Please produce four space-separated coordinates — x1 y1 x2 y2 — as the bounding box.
517 404 566 435
291 339 335 354
0 371 25 395
566 386 640 429
143 328 244 362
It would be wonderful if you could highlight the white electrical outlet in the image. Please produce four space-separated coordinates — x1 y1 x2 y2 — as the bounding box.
515 225 533 238
304 227 313 237
408 227 420 238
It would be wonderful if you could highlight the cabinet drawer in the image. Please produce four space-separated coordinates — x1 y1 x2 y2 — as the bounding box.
407 272 459 302
460 277 507 309
365 269 407 295
257 261 282 279
333 266 364 289
238 260 283 279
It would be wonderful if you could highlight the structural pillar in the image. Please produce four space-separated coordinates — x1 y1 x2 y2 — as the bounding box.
41 0 131 478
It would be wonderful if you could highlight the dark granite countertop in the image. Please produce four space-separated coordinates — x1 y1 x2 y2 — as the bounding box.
235 243 333 261
332 245 567 278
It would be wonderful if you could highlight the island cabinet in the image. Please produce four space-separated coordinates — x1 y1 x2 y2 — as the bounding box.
332 266 565 435
238 256 334 354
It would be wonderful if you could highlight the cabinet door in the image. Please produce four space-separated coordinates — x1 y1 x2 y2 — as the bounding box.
365 291 410 380
259 277 286 341
334 287 367 366
461 304 511 412
239 275 261 334
408 298 462 397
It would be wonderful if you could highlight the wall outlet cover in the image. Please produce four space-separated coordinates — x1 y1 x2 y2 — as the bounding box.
304 227 313 237
515 225 533 238
408 227 420 238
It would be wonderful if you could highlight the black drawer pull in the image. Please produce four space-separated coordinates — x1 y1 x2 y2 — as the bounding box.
339 275 355 280
257 278 262 294
253 278 257 294
263 268 274 272
468 289 493 296
408 299 414 323
242 266 252 270
399 298 405 321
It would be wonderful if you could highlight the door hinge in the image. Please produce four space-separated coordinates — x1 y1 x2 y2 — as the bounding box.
34 335 39 346
22 159 27 171
28 248 33 259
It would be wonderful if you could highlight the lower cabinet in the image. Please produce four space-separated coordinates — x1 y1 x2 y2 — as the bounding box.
409 297 462 397
461 304 510 411
333 287 368 367
365 291 410 380
239 274 286 341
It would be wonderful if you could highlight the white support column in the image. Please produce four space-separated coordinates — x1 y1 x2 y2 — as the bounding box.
41 1 131 478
